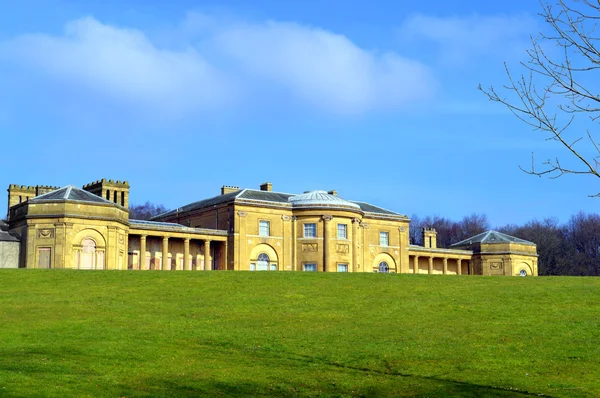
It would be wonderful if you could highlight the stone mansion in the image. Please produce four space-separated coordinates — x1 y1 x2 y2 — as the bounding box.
0 179 538 276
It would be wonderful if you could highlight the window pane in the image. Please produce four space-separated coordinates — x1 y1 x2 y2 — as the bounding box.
259 221 270 236
380 232 389 246
304 223 317 238
379 262 389 273
257 253 269 271
337 224 347 239
337 264 348 272
303 263 316 272
250 263 256 271
270 264 277 271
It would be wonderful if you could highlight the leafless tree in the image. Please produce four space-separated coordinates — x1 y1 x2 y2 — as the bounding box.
479 0 600 196
129 201 168 220
410 213 489 247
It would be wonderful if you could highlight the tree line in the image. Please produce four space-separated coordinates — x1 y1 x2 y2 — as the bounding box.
411 212 600 276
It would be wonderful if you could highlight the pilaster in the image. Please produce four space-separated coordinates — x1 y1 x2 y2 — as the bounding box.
322 215 332 272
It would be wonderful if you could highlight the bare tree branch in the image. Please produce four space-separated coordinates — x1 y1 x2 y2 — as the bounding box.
479 0 600 197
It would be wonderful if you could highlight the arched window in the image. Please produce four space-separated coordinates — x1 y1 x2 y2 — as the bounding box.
257 253 270 271
519 269 527 277
77 238 105 270
80 239 96 270
379 261 389 273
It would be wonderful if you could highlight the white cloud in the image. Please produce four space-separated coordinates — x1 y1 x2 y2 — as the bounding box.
211 20 436 114
398 14 536 65
0 17 235 116
0 15 437 117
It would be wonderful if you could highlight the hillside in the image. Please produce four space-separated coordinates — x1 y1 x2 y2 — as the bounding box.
1 271 598 397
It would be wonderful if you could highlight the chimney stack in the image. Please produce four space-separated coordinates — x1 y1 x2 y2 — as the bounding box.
221 186 240 195
423 227 437 249
260 182 272 192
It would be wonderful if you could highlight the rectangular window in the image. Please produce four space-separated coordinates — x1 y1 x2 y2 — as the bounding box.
38 247 51 269
337 224 347 239
337 264 348 272
303 263 317 272
259 220 270 236
250 263 256 271
304 223 317 238
380 232 389 246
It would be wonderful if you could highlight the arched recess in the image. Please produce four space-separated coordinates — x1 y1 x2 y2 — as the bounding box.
372 252 397 273
517 262 533 276
249 243 279 271
72 228 107 270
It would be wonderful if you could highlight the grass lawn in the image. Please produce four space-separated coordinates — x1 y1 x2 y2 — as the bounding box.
0 270 598 397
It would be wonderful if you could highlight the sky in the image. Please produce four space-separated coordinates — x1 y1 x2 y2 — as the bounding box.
0 0 598 227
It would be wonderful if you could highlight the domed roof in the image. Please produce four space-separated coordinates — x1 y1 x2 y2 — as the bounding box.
288 190 361 210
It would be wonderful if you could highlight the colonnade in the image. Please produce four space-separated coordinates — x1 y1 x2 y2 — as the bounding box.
410 253 470 275
130 232 227 271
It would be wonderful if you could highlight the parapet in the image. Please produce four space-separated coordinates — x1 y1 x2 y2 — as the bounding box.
83 178 130 189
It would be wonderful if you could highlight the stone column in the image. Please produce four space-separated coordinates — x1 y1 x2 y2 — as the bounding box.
204 240 211 271
457 259 462 275
443 257 448 275
292 216 297 271
162 236 169 271
413 255 419 274
352 218 360 272
428 257 433 274
322 215 332 272
184 238 190 271
140 235 147 270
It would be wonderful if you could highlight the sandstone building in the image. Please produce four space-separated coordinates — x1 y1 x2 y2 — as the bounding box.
2 179 538 276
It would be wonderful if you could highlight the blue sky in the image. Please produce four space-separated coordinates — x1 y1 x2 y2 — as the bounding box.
0 0 597 227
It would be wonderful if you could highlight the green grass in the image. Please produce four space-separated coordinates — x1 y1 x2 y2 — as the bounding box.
0 271 599 397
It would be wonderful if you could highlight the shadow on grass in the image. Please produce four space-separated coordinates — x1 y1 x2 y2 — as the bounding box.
109 376 547 398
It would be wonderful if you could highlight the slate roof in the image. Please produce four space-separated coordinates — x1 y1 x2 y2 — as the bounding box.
28 186 117 206
0 230 19 242
129 219 228 235
0 220 8 231
154 188 406 219
153 190 246 219
350 201 402 216
450 230 535 247
239 190 292 203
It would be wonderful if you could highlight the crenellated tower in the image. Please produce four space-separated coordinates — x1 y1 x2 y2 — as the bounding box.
7 184 60 211
83 179 130 208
